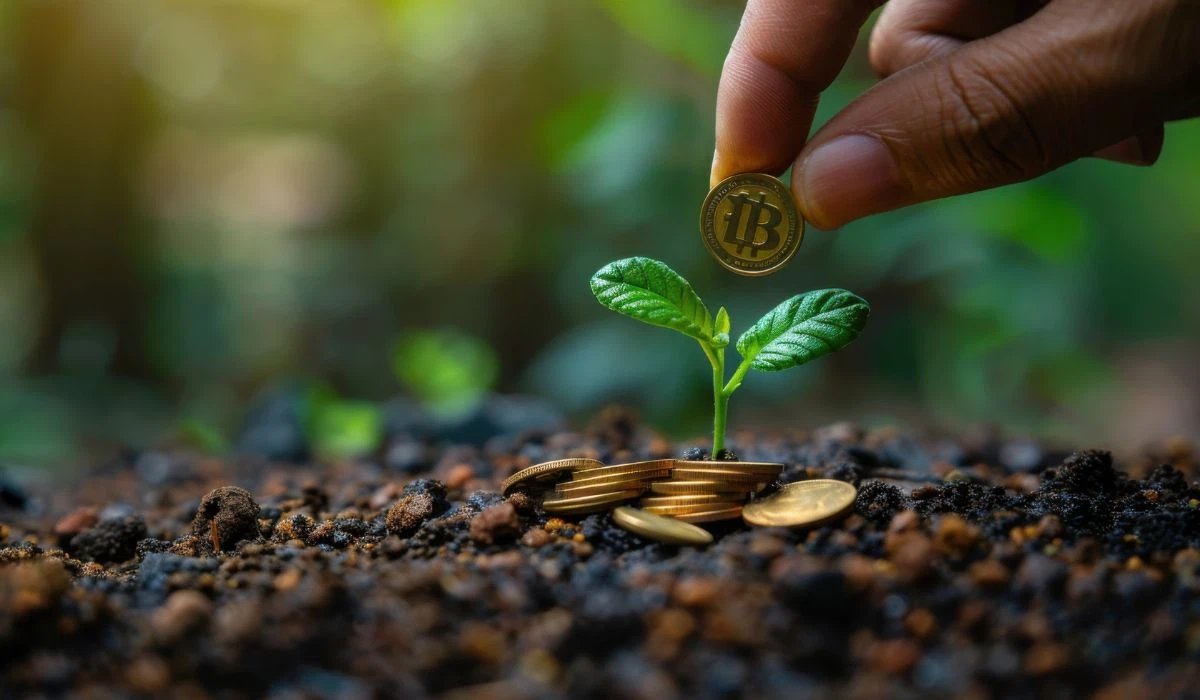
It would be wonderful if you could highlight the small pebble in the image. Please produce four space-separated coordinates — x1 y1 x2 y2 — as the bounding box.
469 502 521 545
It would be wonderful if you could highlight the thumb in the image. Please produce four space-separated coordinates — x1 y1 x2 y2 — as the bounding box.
793 1 1190 229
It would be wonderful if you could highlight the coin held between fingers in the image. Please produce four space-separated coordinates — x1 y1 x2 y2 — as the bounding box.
700 173 803 276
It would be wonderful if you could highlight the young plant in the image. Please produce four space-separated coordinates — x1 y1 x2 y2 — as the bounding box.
590 257 870 455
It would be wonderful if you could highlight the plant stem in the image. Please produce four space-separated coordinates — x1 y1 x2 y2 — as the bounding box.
711 346 727 455
701 342 744 456
723 358 753 396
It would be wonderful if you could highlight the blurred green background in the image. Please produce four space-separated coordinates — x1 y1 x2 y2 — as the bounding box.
1 0 1198 468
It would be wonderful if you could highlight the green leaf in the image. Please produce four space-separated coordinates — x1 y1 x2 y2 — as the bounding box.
590 257 713 343
176 419 228 455
712 306 730 348
736 290 870 372
308 398 382 459
595 0 730 77
393 329 498 418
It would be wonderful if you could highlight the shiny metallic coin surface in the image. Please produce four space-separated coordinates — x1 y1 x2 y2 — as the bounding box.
643 502 746 516
673 506 745 523
741 479 857 528
570 460 676 481
640 494 746 508
672 460 784 474
700 173 802 276
650 480 759 495
559 469 671 489
670 468 771 484
541 489 642 514
611 506 714 546
501 458 604 495
555 478 654 498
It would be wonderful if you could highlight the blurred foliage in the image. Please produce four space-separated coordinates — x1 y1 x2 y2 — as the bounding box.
393 329 498 419
304 386 383 460
0 0 1198 468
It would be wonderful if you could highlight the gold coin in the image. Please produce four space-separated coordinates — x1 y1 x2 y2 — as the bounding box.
611 506 714 546
501 458 604 495
650 480 760 495
642 502 746 516
670 468 772 484
672 460 784 474
555 478 654 497
561 469 670 488
541 489 642 514
673 506 744 523
570 460 675 481
700 173 802 276
640 494 746 508
741 479 857 528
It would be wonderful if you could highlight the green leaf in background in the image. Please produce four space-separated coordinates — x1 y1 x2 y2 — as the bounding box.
596 0 731 77
590 257 713 343
712 306 730 348
306 396 382 460
176 418 228 455
955 185 1087 263
736 290 870 372
538 90 616 169
393 328 499 418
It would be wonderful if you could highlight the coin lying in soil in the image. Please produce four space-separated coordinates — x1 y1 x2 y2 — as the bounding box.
672 460 783 474
541 489 643 515
640 494 745 507
570 460 675 481
633 460 784 523
555 477 657 498
500 458 603 495
668 468 771 484
700 172 802 276
545 459 675 515
611 506 714 546
650 480 758 495
672 506 744 523
741 479 857 528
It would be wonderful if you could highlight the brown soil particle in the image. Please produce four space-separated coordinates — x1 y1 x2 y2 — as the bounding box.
66 515 147 563
2 427 1199 697
891 535 938 583
933 513 980 557
469 502 520 545
190 486 260 553
150 590 212 642
386 495 436 536
53 507 98 540
520 527 554 548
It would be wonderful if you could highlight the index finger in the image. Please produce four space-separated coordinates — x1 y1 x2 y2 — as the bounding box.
712 0 883 187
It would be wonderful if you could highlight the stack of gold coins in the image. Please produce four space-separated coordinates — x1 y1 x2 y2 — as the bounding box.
500 458 604 497
639 460 784 523
542 459 674 516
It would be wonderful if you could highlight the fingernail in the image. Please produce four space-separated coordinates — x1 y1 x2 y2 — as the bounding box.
799 135 907 229
709 148 721 189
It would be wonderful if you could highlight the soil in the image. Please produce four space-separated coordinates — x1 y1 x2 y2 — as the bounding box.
2 409 1199 698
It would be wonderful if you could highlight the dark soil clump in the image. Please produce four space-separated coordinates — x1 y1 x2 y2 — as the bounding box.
2 423 1199 697
191 486 260 553
66 515 147 563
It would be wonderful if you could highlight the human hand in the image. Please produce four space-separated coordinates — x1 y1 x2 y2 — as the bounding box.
712 0 1200 229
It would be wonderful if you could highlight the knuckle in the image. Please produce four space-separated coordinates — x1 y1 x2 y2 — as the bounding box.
930 59 1053 187
868 26 904 78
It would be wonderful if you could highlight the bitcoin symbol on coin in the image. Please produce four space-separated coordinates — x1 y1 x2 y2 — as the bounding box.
722 191 782 258
700 173 802 276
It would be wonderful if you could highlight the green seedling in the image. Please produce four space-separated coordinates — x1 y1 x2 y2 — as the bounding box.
590 257 870 455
